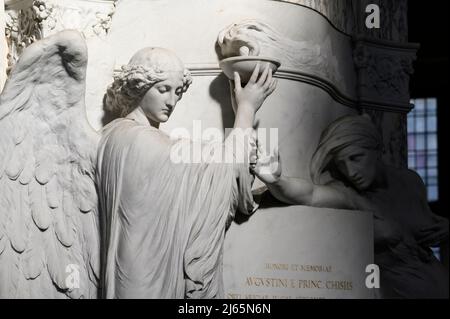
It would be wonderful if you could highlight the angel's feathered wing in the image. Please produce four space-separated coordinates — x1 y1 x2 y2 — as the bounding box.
0 30 100 299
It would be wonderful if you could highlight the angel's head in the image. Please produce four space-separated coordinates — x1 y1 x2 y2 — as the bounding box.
106 47 192 122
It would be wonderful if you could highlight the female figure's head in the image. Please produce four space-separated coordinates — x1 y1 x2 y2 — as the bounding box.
106 47 192 122
310 114 383 192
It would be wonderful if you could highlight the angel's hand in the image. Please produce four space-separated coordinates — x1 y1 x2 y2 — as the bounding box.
251 145 282 185
233 64 277 114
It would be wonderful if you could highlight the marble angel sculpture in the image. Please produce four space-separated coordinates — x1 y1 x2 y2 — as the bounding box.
0 29 276 299
253 114 449 298
98 47 276 299
0 31 100 298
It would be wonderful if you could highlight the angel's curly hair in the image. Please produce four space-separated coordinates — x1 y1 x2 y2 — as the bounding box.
105 48 192 117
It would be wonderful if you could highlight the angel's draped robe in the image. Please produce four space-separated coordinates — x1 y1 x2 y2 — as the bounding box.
97 114 256 299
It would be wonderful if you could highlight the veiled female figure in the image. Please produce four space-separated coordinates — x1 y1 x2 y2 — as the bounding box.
255 114 448 298
97 48 276 298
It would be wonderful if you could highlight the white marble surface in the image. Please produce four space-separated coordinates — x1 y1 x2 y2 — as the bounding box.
0 0 7 90
84 0 357 130
223 205 374 299
85 0 358 180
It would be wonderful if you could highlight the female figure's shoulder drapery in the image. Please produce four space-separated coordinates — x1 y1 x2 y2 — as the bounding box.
96 118 256 298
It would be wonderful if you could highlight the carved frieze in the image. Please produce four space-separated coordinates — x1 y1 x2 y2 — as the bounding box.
353 37 418 113
49 0 116 38
5 0 56 74
5 0 117 72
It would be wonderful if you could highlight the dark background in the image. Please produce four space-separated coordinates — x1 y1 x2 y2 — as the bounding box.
408 0 449 266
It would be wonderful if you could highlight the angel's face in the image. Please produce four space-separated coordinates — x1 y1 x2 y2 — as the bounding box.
140 72 185 123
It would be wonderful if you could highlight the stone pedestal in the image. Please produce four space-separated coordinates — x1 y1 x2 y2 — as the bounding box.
223 206 374 299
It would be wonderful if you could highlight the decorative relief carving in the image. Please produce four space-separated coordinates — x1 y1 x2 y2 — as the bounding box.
353 39 418 112
5 0 117 72
92 10 114 36
5 0 56 74
50 1 116 38
217 20 342 86
32 0 56 28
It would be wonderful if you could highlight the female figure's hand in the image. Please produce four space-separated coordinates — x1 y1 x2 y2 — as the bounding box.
252 145 282 185
233 63 277 114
